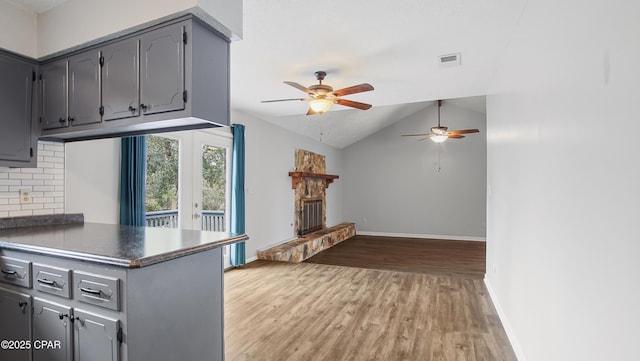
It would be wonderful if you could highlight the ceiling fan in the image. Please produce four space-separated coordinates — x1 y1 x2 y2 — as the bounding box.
261 71 374 115
402 100 479 143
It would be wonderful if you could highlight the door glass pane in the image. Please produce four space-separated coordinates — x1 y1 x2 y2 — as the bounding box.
201 144 226 232
145 135 179 228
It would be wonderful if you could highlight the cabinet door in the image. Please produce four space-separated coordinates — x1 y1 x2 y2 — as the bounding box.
102 38 139 121
0 288 32 361
140 22 185 115
0 54 34 163
32 298 73 361
40 60 68 130
68 50 102 126
74 308 120 361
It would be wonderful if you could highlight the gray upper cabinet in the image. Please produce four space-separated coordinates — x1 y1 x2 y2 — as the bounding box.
102 38 139 121
140 22 185 116
0 50 37 167
37 15 230 141
40 60 68 130
68 50 102 126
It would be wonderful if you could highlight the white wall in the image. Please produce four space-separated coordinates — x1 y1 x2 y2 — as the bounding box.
0 1 37 57
65 138 120 224
236 110 343 260
485 1 640 361
342 101 486 239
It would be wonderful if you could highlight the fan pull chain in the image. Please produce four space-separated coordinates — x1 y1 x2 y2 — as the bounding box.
437 145 442 172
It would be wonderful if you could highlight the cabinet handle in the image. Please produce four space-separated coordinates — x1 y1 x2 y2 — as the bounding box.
58 117 66 124
1 269 17 277
128 106 136 113
37 278 57 286
68 117 75 124
140 103 148 112
79 287 102 296
18 301 27 311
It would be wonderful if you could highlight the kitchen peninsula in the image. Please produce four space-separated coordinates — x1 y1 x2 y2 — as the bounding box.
0 216 247 361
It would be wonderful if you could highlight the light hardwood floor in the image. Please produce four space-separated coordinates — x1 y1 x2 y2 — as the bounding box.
224 260 516 361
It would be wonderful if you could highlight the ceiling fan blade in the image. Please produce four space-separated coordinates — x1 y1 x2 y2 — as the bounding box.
448 129 480 135
284 81 313 94
401 133 432 137
331 83 374 97
448 134 465 139
306 107 317 116
335 98 372 110
261 98 307 103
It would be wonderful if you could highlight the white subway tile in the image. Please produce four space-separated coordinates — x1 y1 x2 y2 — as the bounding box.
38 162 54 169
43 143 64 152
9 186 32 192
54 209 65 214
0 211 8 217
33 185 55 192
21 203 44 210
33 173 54 180
9 173 33 180
33 197 54 204
55 197 64 203
22 180 44 186
43 168 63 175
30 192 43 197
9 210 33 217
9 198 20 205
54 174 64 180
54 163 64 169
0 173 8 179
39 150 54 157
44 203 64 209
54 151 64 158
44 156 64 164
54 186 64 192
19 167 44 174
0 192 18 199
5 168 21 173
0 179 22 186
0 186 8 192
0 204 22 211
46 180 64 186
0 166 10 172
44 191 64 198
0 199 7 205
33 209 55 216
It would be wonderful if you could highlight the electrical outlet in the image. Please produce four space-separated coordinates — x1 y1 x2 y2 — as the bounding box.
19 190 32 204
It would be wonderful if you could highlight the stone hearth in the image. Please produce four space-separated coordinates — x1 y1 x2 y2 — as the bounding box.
257 223 355 263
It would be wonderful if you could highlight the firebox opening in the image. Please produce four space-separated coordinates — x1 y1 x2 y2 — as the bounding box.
299 198 323 236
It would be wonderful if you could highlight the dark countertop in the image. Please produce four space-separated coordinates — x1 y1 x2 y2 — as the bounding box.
0 222 247 268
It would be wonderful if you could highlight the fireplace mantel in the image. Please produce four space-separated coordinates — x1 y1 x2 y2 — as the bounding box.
288 172 339 189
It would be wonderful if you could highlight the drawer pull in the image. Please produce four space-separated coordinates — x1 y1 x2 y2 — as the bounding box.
37 278 57 286
1 269 17 277
80 287 102 296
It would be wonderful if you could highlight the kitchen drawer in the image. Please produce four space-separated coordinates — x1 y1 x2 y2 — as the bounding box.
0 256 32 288
73 271 120 311
33 263 72 299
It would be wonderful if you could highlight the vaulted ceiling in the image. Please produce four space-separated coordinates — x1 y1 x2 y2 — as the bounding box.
230 0 527 147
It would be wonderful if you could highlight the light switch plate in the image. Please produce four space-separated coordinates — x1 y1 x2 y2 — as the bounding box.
19 190 32 204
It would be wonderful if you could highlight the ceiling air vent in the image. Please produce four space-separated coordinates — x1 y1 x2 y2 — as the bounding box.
438 53 461 68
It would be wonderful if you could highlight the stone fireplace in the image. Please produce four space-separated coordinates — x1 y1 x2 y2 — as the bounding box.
256 149 356 263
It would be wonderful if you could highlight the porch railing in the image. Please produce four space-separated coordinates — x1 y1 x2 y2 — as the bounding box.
145 210 225 231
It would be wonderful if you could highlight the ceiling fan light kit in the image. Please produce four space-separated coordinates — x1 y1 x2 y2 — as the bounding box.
262 71 374 115
401 99 480 143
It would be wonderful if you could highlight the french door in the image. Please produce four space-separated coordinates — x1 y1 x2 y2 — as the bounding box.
146 128 232 268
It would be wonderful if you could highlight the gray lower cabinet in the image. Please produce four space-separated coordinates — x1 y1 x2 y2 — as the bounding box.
33 298 73 361
74 309 120 361
0 246 224 360
0 288 32 361
0 50 37 167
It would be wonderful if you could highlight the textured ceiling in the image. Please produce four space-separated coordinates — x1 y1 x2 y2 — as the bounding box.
5 0 68 13
231 0 527 147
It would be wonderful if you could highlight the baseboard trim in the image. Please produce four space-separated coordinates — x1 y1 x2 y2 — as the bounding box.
483 277 527 361
356 231 485 242
246 255 258 263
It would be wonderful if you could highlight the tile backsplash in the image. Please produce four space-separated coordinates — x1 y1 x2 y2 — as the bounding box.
0 141 64 217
